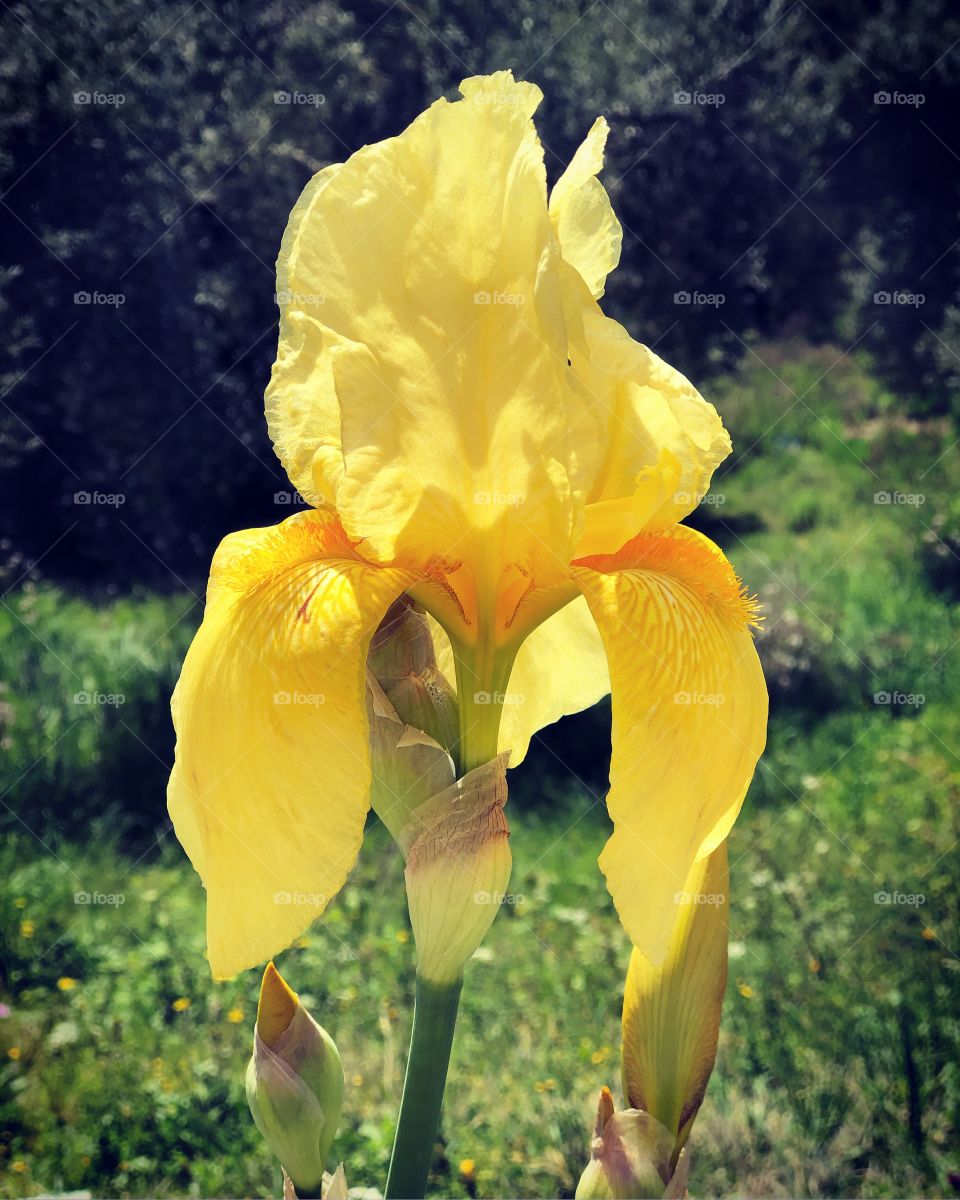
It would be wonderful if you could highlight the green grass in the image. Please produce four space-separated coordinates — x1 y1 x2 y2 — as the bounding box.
1 342 959 1197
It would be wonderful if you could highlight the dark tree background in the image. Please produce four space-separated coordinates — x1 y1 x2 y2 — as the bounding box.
2 0 958 587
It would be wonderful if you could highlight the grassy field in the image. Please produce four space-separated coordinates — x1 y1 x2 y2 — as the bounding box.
1 343 959 1198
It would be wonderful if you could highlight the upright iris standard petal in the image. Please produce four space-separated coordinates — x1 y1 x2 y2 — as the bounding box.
168 511 413 978
572 527 766 965
266 70 610 640
549 117 623 299
575 312 732 552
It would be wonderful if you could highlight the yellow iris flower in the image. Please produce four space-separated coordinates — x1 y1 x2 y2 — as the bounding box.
168 70 767 980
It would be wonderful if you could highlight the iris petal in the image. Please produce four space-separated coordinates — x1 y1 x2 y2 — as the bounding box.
572 526 766 963
168 511 413 978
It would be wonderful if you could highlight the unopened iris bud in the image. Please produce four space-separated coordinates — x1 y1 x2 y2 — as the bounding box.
368 597 459 755
245 962 344 1196
576 1088 690 1200
366 599 460 846
403 753 511 985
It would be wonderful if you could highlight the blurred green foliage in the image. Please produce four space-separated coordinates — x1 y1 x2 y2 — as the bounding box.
1 0 959 584
1 710 958 1198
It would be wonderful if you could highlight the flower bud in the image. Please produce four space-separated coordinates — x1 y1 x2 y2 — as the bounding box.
575 1088 691 1200
366 598 459 846
404 753 512 985
245 962 344 1196
368 597 459 754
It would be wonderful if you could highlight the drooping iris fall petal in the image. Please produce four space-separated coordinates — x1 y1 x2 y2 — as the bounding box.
622 841 729 1149
572 526 766 964
168 511 413 978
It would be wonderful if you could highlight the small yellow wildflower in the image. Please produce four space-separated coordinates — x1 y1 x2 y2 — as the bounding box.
57 976 78 991
737 980 755 998
19 919 34 938
808 957 821 974
14 897 26 908
172 997 191 1012
459 1159 476 1179
12 1161 27 1174
590 1045 611 1065
921 927 936 942
8 1046 21 1060
351 1073 363 1087
395 929 410 944
227 1007 244 1023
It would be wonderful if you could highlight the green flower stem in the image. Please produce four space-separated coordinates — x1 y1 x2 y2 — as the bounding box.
384 974 463 1200
451 639 517 774
385 630 513 1197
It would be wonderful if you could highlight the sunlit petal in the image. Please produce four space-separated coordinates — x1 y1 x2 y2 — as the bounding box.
572 527 766 963
168 511 413 978
549 116 622 299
